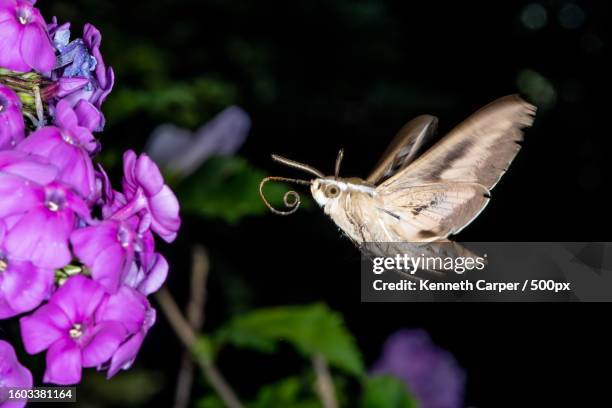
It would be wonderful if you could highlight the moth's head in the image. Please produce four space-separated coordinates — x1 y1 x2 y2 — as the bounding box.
311 178 343 207
260 150 345 215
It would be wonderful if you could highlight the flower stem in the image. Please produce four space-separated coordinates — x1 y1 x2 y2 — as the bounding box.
155 286 244 408
174 246 210 408
313 354 338 408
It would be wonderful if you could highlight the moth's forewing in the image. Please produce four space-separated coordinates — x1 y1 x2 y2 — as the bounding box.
371 95 535 241
367 115 438 185
380 95 536 191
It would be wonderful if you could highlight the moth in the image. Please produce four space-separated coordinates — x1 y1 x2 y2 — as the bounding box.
260 95 536 251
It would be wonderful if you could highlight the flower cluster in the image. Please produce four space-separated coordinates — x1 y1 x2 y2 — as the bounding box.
1 0 180 390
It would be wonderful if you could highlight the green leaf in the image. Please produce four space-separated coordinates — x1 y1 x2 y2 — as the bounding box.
196 395 225 408
191 335 214 364
360 375 418 408
216 303 364 377
105 76 238 127
250 376 321 408
79 370 163 406
178 156 308 224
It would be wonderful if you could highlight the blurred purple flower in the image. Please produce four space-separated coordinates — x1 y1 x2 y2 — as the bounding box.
0 0 55 73
371 329 466 408
146 106 250 178
1 220 54 319
19 275 143 385
70 219 140 294
0 177 89 269
0 86 25 149
0 340 32 408
113 150 180 243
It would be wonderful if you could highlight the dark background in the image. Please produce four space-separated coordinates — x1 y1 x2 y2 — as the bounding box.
29 0 612 406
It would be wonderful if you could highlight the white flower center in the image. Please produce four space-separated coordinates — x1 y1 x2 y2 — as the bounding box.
69 324 83 339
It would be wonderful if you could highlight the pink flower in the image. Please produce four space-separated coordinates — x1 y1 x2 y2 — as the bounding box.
97 286 154 378
1 220 54 319
0 0 55 73
71 219 140 294
19 276 144 385
0 175 89 269
113 151 180 242
16 111 97 198
0 340 32 408
0 86 25 149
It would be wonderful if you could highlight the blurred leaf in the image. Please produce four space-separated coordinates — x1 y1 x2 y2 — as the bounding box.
192 334 214 364
196 394 225 408
216 303 364 376
178 156 308 224
360 375 418 408
105 77 238 127
79 370 163 407
250 376 320 408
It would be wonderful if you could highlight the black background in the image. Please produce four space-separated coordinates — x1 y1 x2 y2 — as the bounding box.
31 0 612 406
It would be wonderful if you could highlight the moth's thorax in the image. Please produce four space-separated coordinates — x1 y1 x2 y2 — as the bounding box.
311 177 376 210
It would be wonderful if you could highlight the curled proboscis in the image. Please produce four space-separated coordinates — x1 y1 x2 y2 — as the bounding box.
259 176 311 216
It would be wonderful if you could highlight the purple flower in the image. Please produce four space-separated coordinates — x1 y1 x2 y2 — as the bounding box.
0 176 89 269
371 329 466 408
0 340 32 408
0 149 57 185
16 121 97 198
145 106 251 178
96 285 154 378
123 250 168 296
1 218 54 319
70 219 140 294
19 275 143 385
0 0 55 73
112 151 180 242
49 21 114 110
0 86 25 149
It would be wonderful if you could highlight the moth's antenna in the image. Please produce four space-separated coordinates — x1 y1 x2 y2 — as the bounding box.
259 176 311 216
271 154 324 178
335 148 344 177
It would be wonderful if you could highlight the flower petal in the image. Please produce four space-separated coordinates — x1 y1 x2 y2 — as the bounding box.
50 275 105 324
19 302 69 354
138 254 168 295
43 337 82 385
149 185 180 242
106 331 145 378
1 259 53 316
5 208 73 269
0 19 29 72
81 321 126 367
74 100 103 132
0 340 33 405
54 99 78 130
20 23 56 73
0 172 42 218
97 286 147 334
0 150 58 184
135 153 164 196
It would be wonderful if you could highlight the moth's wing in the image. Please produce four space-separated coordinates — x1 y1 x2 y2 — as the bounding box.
379 95 536 191
376 182 490 240
366 115 438 184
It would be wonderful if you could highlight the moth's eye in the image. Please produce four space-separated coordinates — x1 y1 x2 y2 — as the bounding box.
324 184 340 198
